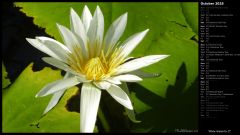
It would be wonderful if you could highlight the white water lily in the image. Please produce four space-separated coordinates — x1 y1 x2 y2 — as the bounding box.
26 5 169 133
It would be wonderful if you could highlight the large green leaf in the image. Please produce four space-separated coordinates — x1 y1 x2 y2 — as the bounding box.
14 2 198 132
181 2 198 33
2 63 81 132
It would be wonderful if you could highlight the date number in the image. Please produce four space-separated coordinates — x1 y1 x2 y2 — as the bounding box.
215 2 224 5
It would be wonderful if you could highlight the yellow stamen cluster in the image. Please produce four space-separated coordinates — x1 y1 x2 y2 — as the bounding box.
68 46 125 81
84 57 106 80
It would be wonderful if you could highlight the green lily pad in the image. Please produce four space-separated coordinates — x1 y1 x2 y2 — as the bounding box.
181 2 199 33
2 62 11 89
14 2 198 132
2 63 81 132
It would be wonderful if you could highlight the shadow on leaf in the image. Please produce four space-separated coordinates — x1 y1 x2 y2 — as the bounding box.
129 62 198 133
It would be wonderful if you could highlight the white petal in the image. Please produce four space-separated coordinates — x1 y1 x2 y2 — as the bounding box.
115 55 169 75
42 57 87 82
35 36 71 62
26 38 62 61
87 6 104 56
80 83 101 133
105 77 122 85
36 36 71 53
106 84 133 110
93 81 111 90
57 24 87 59
112 74 142 82
36 77 80 97
43 72 73 115
104 13 127 53
70 8 87 47
81 5 92 32
43 89 65 114
119 29 149 58
42 57 80 77
130 69 161 78
120 83 141 123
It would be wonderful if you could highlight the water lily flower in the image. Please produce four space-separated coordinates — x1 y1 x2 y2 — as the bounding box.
26 5 169 133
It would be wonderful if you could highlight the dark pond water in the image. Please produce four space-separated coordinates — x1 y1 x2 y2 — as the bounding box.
2 2 55 82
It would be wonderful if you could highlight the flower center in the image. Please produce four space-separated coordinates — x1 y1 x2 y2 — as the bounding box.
84 57 107 81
